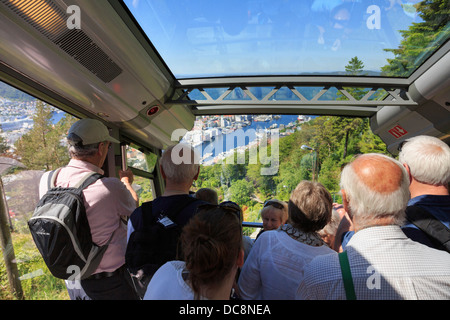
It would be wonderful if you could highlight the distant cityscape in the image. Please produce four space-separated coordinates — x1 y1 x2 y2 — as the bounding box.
0 87 313 167
0 96 63 152
182 114 313 165
184 114 311 146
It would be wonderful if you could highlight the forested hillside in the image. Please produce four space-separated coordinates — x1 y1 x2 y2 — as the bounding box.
194 115 388 223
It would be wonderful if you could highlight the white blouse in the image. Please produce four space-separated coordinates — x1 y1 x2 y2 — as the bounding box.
237 227 335 300
144 261 197 300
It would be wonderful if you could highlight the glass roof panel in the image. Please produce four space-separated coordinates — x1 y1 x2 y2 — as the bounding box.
123 0 449 79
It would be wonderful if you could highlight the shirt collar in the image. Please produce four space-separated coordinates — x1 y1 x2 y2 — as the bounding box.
347 225 407 249
408 194 450 206
68 159 104 175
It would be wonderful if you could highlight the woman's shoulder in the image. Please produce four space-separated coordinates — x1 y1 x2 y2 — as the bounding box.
144 261 192 300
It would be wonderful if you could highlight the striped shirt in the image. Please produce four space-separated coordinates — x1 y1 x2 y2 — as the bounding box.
296 225 450 300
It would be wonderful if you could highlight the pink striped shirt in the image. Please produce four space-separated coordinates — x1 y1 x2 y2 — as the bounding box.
39 159 136 274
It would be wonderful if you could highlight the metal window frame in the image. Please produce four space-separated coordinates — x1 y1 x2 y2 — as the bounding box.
167 76 416 116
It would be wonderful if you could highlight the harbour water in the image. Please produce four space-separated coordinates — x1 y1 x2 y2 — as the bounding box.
0 111 65 132
190 115 308 165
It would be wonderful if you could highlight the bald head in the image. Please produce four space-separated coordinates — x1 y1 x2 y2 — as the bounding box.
340 154 410 229
352 154 403 194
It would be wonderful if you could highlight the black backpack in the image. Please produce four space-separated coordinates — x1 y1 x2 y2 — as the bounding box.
28 168 109 280
125 196 199 295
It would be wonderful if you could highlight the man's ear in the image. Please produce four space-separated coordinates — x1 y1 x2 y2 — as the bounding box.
341 189 350 214
193 167 200 181
97 142 109 159
402 163 412 183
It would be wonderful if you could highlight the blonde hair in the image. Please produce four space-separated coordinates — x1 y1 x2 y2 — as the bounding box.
261 200 288 224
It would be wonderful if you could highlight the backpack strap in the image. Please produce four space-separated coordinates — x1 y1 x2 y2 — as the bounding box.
47 168 102 190
75 172 104 190
141 201 153 226
338 251 356 300
48 168 62 189
405 205 450 253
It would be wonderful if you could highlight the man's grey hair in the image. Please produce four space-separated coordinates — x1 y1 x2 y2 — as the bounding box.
160 143 200 184
399 135 450 186
340 153 410 227
67 132 100 159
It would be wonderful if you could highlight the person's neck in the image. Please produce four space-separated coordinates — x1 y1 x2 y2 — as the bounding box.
200 269 237 300
409 179 449 199
353 217 396 233
162 189 189 196
72 157 102 169
162 181 191 197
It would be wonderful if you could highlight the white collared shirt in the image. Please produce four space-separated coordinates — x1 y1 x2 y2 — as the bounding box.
297 225 450 300
238 229 334 300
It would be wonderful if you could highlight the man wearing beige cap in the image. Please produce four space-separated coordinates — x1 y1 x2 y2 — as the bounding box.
39 118 139 299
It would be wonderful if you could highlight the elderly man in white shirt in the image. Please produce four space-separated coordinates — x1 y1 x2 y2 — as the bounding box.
296 153 450 300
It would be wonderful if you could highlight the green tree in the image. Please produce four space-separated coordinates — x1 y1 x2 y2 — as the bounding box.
196 114 388 208
345 56 365 75
0 125 8 154
342 56 367 101
382 0 450 77
15 101 76 170
358 119 388 154
229 178 254 206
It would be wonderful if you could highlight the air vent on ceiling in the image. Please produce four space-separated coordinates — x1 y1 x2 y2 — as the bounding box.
55 29 123 83
2 0 122 83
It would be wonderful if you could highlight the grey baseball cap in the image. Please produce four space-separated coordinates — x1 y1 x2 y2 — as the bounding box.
68 118 120 145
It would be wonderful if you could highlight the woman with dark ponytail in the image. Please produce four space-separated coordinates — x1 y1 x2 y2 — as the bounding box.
143 203 244 300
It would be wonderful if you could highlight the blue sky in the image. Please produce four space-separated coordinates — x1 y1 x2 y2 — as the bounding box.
124 0 423 78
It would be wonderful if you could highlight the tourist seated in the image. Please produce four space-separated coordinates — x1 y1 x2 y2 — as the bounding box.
237 181 335 300
143 203 244 300
255 199 288 240
195 187 219 205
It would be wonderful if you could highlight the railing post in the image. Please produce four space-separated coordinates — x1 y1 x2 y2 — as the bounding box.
0 178 24 300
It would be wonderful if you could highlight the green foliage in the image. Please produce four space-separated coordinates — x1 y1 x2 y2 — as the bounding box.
14 101 77 170
382 0 450 77
195 114 388 225
0 125 7 154
345 56 365 75
134 175 154 205
0 233 69 300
